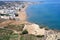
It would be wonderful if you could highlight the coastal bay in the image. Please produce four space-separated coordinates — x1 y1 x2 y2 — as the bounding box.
27 3 60 30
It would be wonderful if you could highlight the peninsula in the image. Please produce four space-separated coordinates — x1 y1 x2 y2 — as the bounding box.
0 1 60 40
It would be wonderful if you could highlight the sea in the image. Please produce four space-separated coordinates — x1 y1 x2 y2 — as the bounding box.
26 3 60 30
0 1 60 30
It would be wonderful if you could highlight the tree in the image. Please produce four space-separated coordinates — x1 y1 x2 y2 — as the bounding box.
22 30 28 34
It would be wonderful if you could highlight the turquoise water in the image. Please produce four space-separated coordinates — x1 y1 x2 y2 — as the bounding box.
27 3 60 30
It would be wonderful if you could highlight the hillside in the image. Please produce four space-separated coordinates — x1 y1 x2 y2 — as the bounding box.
0 23 60 40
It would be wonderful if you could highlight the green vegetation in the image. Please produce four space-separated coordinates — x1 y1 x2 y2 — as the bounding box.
45 28 49 30
36 35 44 38
20 34 43 40
0 28 13 35
39 25 49 30
39 26 44 29
0 14 10 16
20 36 25 40
0 28 19 40
0 24 25 40
57 39 60 40
0 24 45 40
45 26 49 30
4 24 25 31
0 34 10 40
22 30 28 34
0 28 13 40
9 33 18 40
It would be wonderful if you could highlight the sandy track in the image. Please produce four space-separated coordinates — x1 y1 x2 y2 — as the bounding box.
0 20 15 27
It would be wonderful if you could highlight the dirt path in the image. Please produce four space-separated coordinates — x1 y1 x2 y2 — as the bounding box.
17 3 28 21
0 20 15 27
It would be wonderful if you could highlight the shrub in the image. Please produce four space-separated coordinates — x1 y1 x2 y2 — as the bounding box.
0 28 14 40
22 30 28 34
36 35 44 38
4 24 25 31
45 28 49 30
45 26 49 30
58 39 60 40
40 27 44 29
20 36 24 40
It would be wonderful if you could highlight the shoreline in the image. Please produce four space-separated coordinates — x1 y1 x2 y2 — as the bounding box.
0 2 60 31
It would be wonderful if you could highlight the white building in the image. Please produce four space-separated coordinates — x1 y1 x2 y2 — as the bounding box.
0 9 4 14
0 16 9 19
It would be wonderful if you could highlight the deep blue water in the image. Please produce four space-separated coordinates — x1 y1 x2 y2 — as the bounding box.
27 3 60 30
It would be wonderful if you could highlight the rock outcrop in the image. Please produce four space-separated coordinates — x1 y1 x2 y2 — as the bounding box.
23 23 45 35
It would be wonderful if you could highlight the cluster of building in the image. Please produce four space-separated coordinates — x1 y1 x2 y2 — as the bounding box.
0 2 25 20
